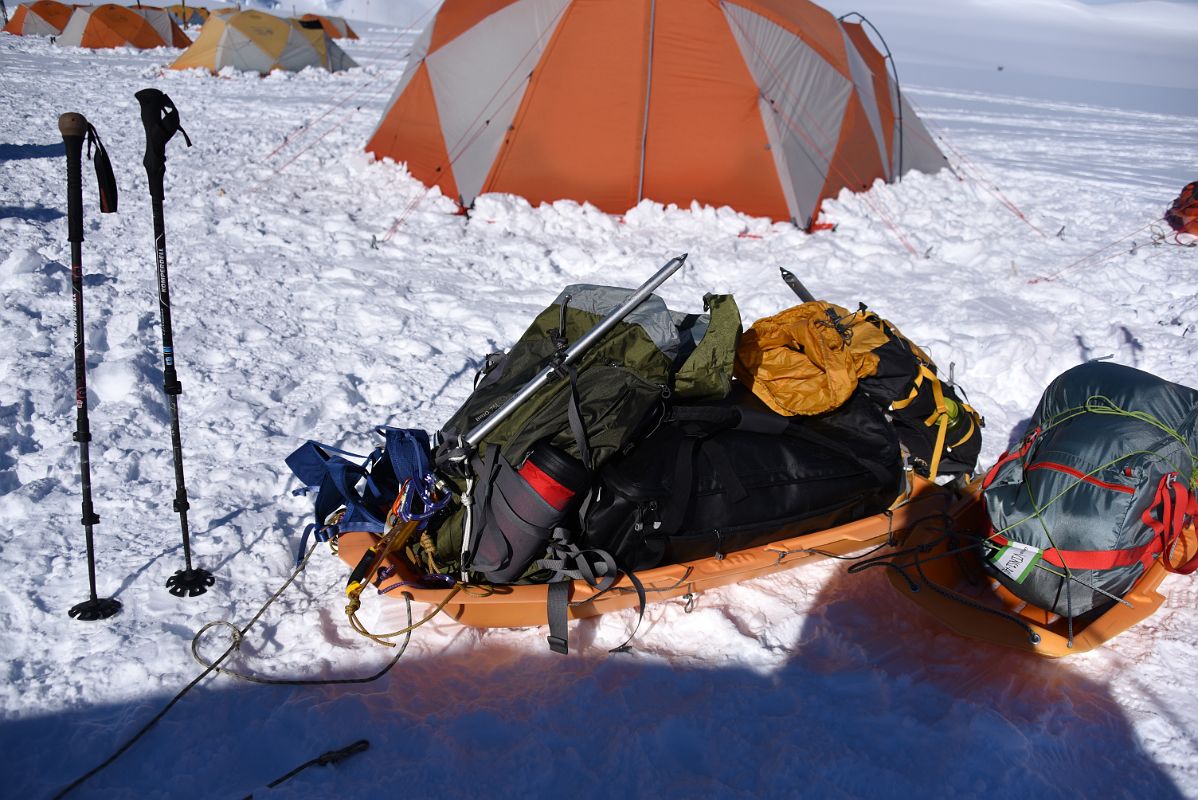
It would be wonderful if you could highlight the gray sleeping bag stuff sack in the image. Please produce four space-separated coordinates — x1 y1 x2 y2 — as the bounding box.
983 361 1198 619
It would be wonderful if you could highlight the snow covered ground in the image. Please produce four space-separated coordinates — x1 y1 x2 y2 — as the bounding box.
1 2 1196 798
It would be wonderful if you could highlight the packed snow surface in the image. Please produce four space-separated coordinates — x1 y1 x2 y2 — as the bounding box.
1 1 1196 798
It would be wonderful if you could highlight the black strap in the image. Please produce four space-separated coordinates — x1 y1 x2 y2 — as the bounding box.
560 362 592 470
543 564 647 656
540 535 622 655
607 570 647 654
462 449 504 572
84 124 118 214
659 436 699 534
546 581 570 654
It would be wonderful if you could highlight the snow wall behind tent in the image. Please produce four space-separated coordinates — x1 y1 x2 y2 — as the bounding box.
2 0 73 36
365 0 947 227
171 10 357 74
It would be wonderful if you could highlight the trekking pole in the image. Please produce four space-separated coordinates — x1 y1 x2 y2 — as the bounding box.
60 112 121 621
135 88 214 598
461 252 689 449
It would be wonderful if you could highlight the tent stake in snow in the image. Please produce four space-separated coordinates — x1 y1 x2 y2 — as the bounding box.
60 111 121 621
135 88 214 598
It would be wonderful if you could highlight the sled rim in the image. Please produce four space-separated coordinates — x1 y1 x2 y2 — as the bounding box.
378 476 955 629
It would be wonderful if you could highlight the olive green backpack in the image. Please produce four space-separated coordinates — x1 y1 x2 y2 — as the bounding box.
428 285 741 583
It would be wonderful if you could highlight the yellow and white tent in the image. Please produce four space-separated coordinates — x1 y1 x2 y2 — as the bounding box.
170 10 356 74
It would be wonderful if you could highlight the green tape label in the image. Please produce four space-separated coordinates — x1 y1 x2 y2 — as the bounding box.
990 541 1043 584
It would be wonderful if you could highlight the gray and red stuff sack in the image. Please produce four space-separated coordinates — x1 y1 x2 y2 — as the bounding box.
982 361 1198 618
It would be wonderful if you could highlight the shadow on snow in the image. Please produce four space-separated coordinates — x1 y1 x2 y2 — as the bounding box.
0 142 64 162
0 205 65 223
1 561 1186 799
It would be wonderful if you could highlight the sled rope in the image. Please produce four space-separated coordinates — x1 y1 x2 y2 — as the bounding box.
1028 216 1166 284
252 2 440 174
53 543 414 799
850 516 1043 644
347 584 462 646
897 90 1046 238
851 515 1134 629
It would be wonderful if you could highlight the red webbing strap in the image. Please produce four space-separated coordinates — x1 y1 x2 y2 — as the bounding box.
1141 474 1198 575
987 473 1196 573
981 427 1040 491
988 530 1161 572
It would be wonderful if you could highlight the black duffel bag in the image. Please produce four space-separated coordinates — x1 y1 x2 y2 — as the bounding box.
580 387 905 571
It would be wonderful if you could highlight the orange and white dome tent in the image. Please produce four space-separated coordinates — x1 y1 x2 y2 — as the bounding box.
57 4 182 49
300 13 359 40
366 0 947 227
170 10 356 74
2 0 73 36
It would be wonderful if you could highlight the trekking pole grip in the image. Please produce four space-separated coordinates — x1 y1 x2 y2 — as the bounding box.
135 88 190 199
59 113 87 243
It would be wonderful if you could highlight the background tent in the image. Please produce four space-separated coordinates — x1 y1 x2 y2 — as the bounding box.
130 6 190 47
300 13 359 40
170 10 356 74
167 4 210 28
2 0 72 36
57 4 177 49
366 0 947 227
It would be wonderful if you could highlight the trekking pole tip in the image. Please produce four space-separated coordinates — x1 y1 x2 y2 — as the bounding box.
59 112 88 138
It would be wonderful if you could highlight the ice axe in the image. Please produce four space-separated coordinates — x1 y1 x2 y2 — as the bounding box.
778 267 852 341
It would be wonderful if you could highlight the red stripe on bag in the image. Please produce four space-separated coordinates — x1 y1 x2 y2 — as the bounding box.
519 459 576 511
988 531 1160 572
1025 462 1136 494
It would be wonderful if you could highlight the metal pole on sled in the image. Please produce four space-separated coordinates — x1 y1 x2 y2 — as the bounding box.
135 88 214 598
461 253 690 448
60 112 121 621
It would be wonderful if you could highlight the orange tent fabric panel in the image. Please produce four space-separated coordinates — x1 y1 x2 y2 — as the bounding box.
429 0 522 52
819 93 886 204
75 6 165 48
739 0 848 78
642 0 788 220
5 1 72 34
2 5 29 33
366 62 461 204
483 0 651 212
167 19 190 47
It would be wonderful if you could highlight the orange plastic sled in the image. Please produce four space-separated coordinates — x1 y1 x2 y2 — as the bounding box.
884 485 1197 656
336 476 955 630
